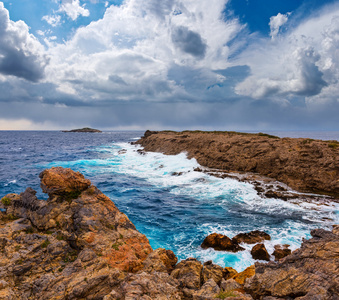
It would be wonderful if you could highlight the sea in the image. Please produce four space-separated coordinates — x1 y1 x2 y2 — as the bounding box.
0 130 339 271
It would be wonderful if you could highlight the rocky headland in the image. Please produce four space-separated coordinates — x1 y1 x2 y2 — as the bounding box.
62 127 102 133
136 130 339 199
0 167 338 299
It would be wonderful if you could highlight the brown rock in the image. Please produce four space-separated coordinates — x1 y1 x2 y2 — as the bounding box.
272 244 291 261
220 278 241 291
143 248 178 274
224 266 238 280
0 168 153 299
171 258 203 290
39 167 91 197
202 261 224 284
251 244 270 261
136 131 339 197
116 271 181 300
201 233 245 252
233 230 271 244
193 279 220 300
245 227 339 299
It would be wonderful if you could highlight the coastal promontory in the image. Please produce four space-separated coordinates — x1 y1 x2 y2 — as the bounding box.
136 130 339 198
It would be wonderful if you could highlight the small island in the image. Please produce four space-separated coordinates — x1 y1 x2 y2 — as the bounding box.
62 127 102 133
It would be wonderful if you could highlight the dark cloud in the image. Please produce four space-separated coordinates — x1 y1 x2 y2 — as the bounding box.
171 26 207 58
0 3 47 82
1 94 339 131
295 49 327 97
0 47 47 82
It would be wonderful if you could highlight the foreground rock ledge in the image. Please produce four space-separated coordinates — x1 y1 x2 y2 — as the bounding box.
136 130 339 197
0 167 338 300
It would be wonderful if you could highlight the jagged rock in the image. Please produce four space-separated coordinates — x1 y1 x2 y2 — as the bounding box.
232 230 271 244
224 266 238 280
220 278 241 291
143 248 178 274
272 244 291 261
201 233 245 252
171 258 203 290
233 265 255 285
193 279 220 300
39 167 91 197
0 168 152 299
251 244 270 261
245 226 339 299
202 261 224 285
115 271 181 300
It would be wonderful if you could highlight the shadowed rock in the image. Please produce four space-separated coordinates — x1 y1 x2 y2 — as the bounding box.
201 233 245 252
251 244 270 261
233 230 271 245
272 244 291 261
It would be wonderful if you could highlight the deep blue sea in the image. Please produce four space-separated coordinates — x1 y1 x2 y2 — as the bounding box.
1 131 338 271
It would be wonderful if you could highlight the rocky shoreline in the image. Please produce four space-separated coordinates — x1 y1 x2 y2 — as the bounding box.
136 130 339 199
0 167 338 299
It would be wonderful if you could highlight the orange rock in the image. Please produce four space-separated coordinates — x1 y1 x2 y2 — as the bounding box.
39 167 91 197
224 266 238 280
234 265 255 285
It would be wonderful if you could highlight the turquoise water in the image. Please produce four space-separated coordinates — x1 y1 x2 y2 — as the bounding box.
1 131 338 271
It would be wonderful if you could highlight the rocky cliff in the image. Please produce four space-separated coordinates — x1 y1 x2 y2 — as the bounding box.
136 130 339 198
0 167 338 299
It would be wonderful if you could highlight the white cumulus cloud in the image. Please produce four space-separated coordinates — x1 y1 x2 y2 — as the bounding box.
45 0 243 101
235 3 339 105
59 0 90 21
269 12 289 39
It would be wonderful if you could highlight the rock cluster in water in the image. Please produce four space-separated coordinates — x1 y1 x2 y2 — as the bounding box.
136 130 339 198
0 167 338 299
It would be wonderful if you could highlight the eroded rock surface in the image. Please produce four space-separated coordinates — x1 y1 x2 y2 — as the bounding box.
245 227 339 299
0 167 152 299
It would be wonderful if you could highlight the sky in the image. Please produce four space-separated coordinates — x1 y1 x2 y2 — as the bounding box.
0 0 339 131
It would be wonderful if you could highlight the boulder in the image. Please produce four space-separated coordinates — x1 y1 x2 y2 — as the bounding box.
232 230 271 244
201 233 245 252
272 244 291 261
193 279 220 300
171 258 203 290
220 278 241 291
143 248 178 274
39 167 91 197
251 244 270 261
245 226 339 299
202 261 224 285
